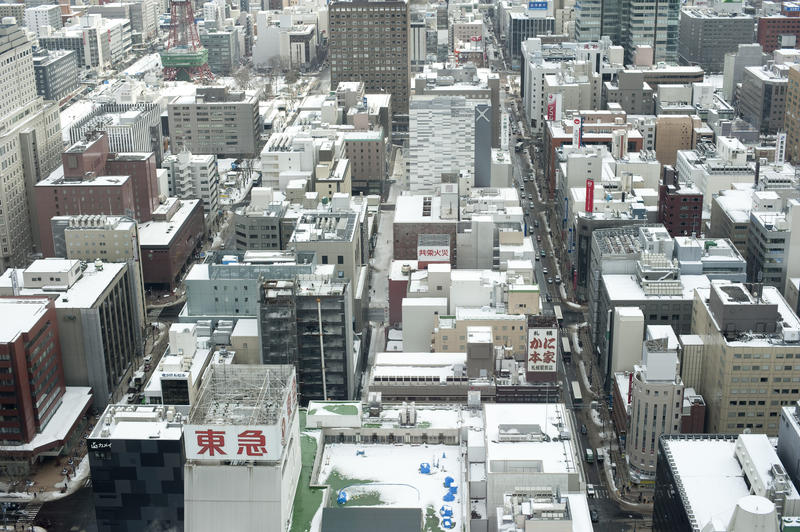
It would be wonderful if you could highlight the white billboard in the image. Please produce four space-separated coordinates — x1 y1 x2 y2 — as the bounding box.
185 424 283 461
417 245 450 262
527 327 558 372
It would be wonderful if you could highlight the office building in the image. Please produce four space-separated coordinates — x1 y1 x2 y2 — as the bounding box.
654 434 800 532
329 0 410 114
618 0 680 63
758 11 800 54
0 259 143 409
778 401 800 490
602 70 655 115
87 0 159 45
692 281 800 435
232 190 290 251
408 95 489 192
137 198 205 290
162 150 220 224
746 200 800 293
626 327 685 479
0 20 62 270
168 86 263 158
32 49 78 102
88 405 187 532
38 15 132 70
24 4 60 36
183 365 300 532
68 103 163 163
722 44 766 104
678 8 754 72
199 20 242 76
739 63 789 134
343 130 386 196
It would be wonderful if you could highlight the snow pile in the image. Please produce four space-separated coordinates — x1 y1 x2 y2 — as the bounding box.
590 409 603 428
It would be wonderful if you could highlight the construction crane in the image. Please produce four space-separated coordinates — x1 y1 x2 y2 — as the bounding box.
160 0 213 82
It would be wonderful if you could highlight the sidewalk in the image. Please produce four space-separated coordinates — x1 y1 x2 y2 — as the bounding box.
0 456 90 504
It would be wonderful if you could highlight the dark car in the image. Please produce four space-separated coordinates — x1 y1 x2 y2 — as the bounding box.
590 509 599 522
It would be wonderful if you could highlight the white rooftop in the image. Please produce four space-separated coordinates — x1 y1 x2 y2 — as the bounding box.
90 404 185 441
483 403 578 475
0 298 51 343
138 199 201 247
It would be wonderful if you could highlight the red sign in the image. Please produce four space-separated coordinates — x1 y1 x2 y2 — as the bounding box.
547 95 557 121
585 179 594 214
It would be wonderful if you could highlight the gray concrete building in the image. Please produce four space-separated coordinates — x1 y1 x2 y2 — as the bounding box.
329 0 410 115
739 63 788 134
167 86 263 158
678 8 755 72
24 4 61 36
233 200 289 250
33 49 78 101
603 70 655 115
722 43 766 103
199 20 242 76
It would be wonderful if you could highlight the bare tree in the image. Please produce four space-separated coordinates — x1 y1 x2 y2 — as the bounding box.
233 66 252 91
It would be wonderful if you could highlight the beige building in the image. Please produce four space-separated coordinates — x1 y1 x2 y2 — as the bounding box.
693 281 800 436
654 115 702 166
786 64 800 162
627 329 685 478
314 158 351 200
329 0 410 114
432 309 528 358
343 130 386 196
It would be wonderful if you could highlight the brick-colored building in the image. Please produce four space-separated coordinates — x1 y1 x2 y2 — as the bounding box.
392 195 457 263
758 9 800 54
0 297 65 444
658 165 703 237
35 172 137 257
343 130 386 196
138 198 205 290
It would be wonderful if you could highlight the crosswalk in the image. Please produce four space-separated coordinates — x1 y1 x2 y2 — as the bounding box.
589 487 610 499
16 502 42 525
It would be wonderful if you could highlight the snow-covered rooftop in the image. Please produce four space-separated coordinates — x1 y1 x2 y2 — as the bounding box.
0 297 51 343
90 404 186 441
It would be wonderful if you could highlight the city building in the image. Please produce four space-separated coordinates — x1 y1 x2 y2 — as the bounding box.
288 210 363 288
785 63 800 162
677 8 754 72
0 20 62 270
627 327 685 479
758 11 800 54
232 189 289 251
329 0 410 115
167 86 263 158
675 137 753 210
603 70 655 115
746 200 800 293
32 49 78 102
38 15 132 70
183 365 300 532
0 297 91 475
692 281 800 435
199 20 242 76
654 434 800 531
86 0 159 44
162 150 220 225
0 259 144 409
68 103 163 163
739 63 789 135
24 4 60 36
137 198 205 290
343 130 386 196
88 404 187 532
658 168 703 237
722 44 766 103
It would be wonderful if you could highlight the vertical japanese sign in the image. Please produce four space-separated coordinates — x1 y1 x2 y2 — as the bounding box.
185 425 281 461
528 327 558 372
585 179 594 214
546 93 562 121
572 116 582 147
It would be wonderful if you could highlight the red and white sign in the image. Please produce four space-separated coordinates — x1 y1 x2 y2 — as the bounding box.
185 425 282 461
418 245 450 262
572 116 582 146
528 327 558 373
546 93 562 121
585 179 595 214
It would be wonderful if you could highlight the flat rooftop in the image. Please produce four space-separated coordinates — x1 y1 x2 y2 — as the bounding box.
90 404 186 441
138 199 201 247
483 403 578 475
0 262 127 309
0 298 51 343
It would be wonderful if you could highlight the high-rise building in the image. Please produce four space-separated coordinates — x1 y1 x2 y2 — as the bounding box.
0 20 62 271
621 0 680 63
739 63 789 134
33 49 79 102
785 64 800 162
677 8 754 72
329 0 410 115
24 4 61 36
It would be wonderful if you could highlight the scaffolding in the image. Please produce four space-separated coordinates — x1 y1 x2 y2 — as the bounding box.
188 364 294 426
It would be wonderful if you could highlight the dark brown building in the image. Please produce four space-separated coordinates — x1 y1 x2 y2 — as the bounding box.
658 165 703 237
329 0 410 115
138 198 205 290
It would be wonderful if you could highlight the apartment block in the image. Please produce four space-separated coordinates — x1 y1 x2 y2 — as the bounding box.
162 150 220 223
168 86 263 158
329 0 410 114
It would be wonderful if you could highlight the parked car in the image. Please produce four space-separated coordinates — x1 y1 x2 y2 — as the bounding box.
590 509 599 523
